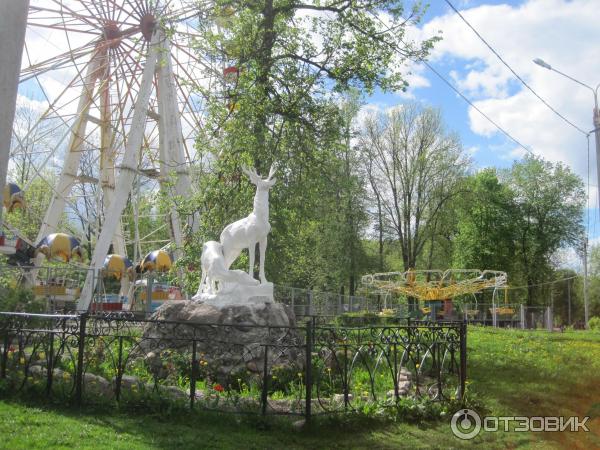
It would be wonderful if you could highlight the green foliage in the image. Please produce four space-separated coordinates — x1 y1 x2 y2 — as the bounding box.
334 311 404 327
452 168 517 273
0 285 44 313
588 316 600 331
501 155 585 304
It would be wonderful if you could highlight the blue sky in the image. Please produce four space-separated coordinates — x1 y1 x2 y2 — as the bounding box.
364 0 600 248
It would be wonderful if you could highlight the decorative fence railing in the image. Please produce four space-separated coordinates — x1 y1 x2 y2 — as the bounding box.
0 312 466 420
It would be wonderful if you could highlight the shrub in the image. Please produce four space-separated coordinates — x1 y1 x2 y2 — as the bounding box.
0 285 45 313
588 316 600 331
334 312 405 327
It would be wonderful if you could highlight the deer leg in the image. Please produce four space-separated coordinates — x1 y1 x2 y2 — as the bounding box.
248 243 256 279
197 270 207 296
259 237 267 284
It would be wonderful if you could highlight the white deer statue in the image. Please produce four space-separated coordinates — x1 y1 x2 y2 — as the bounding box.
220 163 277 284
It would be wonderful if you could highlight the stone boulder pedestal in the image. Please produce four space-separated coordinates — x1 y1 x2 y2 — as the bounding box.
140 298 303 385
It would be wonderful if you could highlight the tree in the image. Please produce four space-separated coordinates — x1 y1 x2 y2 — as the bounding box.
452 169 517 273
502 155 585 305
358 103 469 271
179 1 438 292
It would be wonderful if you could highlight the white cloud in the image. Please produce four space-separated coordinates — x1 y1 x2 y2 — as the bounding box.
417 0 599 185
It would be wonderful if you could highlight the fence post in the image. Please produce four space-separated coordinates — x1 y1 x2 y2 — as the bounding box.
146 274 154 315
520 304 525 329
306 290 312 316
546 306 553 332
459 320 467 403
1 329 9 379
190 339 197 410
261 343 269 416
291 287 295 315
46 331 54 396
115 336 124 401
75 312 88 405
305 320 313 423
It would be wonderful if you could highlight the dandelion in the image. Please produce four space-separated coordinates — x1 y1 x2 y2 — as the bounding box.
272 375 277 380
297 372 302 378
19 357 25 365
415 363 420 369
39 352 46 359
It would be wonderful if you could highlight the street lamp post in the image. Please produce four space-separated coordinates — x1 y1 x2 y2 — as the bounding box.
533 58 597 329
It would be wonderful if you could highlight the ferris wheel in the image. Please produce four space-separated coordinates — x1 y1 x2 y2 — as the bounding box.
7 0 228 309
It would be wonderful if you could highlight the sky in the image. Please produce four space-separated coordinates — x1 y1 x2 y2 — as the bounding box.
15 0 600 266
367 0 600 250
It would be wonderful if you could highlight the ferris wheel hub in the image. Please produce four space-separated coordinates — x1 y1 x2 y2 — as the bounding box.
102 21 122 49
140 14 156 41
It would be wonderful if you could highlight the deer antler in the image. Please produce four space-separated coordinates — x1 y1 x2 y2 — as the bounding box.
267 162 278 181
241 166 259 183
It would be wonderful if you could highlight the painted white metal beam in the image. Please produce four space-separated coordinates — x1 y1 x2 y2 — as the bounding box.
0 0 29 227
156 30 198 241
78 33 160 310
36 45 106 244
98 62 127 257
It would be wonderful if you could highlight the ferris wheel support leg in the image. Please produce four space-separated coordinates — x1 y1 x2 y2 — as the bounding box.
156 31 198 244
36 47 105 245
78 34 160 311
99 73 126 257
0 0 29 228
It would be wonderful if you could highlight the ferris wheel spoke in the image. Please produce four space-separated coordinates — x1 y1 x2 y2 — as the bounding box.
20 38 100 82
29 5 101 27
47 0 104 31
123 0 146 21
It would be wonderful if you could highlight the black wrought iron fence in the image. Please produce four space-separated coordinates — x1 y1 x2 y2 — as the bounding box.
0 312 466 420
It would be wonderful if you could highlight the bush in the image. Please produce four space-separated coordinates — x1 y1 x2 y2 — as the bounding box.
588 316 600 331
0 285 45 313
334 312 404 327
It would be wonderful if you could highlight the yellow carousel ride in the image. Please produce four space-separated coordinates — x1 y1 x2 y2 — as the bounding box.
131 249 183 312
361 269 509 320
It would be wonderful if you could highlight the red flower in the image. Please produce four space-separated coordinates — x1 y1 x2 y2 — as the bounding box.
213 384 224 392
8 346 15 353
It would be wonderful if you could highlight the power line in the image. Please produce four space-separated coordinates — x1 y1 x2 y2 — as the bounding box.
444 0 588 136
369 13 536 155
420 59 534 155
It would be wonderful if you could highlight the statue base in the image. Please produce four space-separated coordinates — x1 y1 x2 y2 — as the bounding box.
192 282 274 307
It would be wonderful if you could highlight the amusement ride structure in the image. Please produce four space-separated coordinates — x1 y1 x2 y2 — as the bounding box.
361 269 509 318
1 0 234 310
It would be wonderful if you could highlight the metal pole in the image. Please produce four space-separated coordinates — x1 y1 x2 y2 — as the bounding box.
146 274 154 315
75 313 88 405
567 277 572 326
0 0 29 227
583 240 590 329
305 320 313 423
520 304 525 330
459 320 467 402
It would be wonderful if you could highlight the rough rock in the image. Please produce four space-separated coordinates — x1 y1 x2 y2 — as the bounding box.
140 300 304 385
84 372 113 398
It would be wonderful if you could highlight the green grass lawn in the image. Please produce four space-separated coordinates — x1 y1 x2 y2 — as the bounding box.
0 327 599 449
